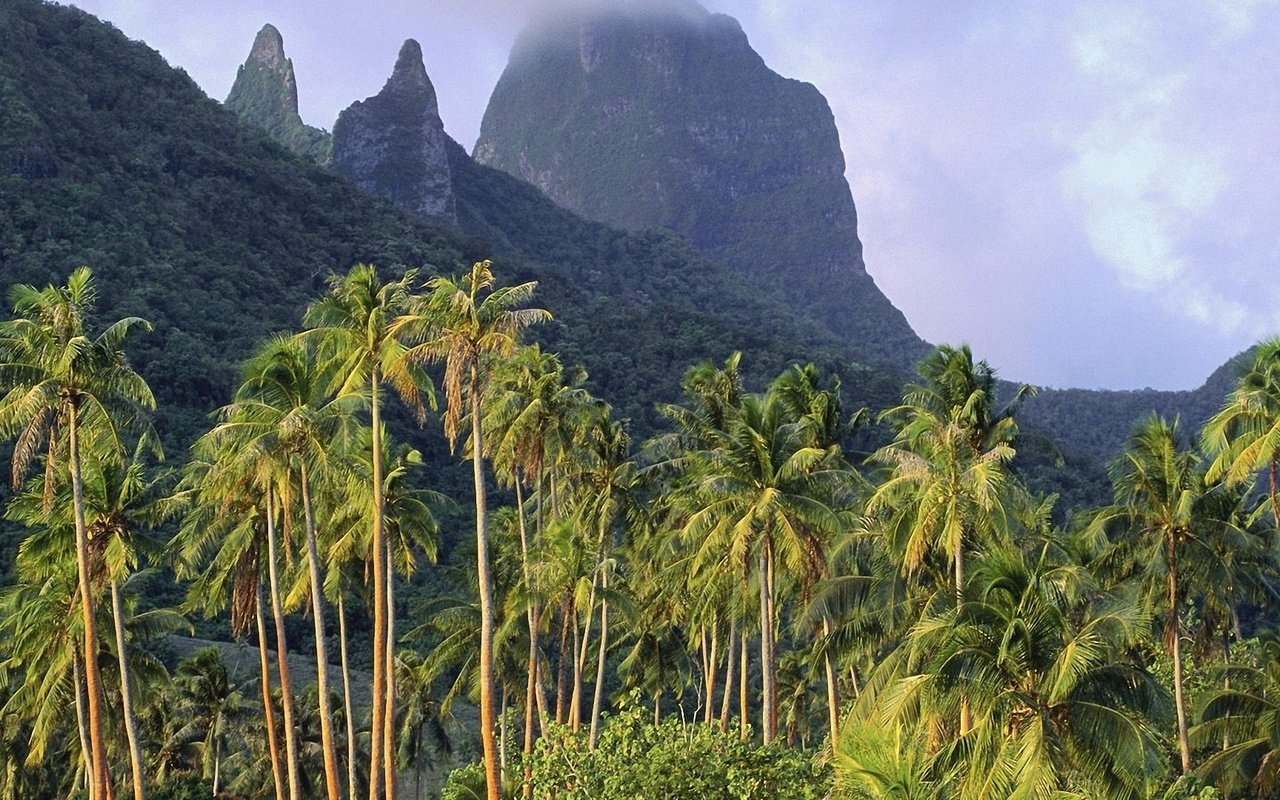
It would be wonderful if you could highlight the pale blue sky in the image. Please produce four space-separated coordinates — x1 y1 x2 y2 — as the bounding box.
67 0 1280 390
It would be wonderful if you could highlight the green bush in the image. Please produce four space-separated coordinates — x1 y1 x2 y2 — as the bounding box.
524 705 829 800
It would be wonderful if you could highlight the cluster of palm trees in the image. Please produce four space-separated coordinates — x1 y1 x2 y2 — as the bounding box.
5 262 1280 800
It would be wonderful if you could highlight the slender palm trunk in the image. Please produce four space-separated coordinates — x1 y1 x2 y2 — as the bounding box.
212 736 222 797
256 589 286 800
588 565 609 750
1168 534 1191 773
499 685 509 783
472 388 501 800
68 407 113 800
572 532 605 732
739 627 749 741
955 549 971 735
570 612 582 730
719 622 736 732
369 376 387 800
385 538 398 800
300 464 342 800
822 616 839 749
110 580 146 800
533 473 549 736
73 651 93 800
266 491 302 800
339 598 358 800
758 540 779 744
555 597 571 724
516 480 538 800
703 626 718 726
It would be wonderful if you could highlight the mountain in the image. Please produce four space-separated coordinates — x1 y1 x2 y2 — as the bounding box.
0 0 906 454
1021 350 1248 465
331 39 457 224
473 1 927 369
224 23 331 165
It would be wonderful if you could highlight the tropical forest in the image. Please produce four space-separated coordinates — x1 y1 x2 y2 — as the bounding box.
1 2 1278 800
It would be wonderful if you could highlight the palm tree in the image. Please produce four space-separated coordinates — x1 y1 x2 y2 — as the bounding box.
176 435 299 800
880 548 1165 799
485 344 591 786
1084 414 1212 774
0 266 154 800
679 388 844 744
1194 635 1280 797
303 262 432 800
407 259 549 800
171 648 248 796
229 334 358 800
1203 338 1280 524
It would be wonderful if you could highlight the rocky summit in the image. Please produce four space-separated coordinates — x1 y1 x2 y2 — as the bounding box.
330 39 456 224
474 1 925 368
225 24 332 165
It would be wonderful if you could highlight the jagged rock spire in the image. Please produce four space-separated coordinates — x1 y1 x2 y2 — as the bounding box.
225 24 331 165
330 38 456 223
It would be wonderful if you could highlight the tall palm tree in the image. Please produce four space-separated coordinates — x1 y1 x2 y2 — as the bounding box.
304 262 432 800
680 388 844 743
408 259 548 800
485 344 591 787
1085 414 1216 774
176 435 298 800
229 334 358 800
0 266 154 800
1203 337 1280 524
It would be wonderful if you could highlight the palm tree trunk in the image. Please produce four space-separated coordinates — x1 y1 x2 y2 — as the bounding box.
572 531 605 733
266 491 302 800
703 626 717 726
300 463 343 800
385 538 398 800
588 567 609 750
759 541 779 744
499 685 509 784
68 406 113 800
256 589 287 800
515 478 538 800
955 549 971 735
822 616 839 750
570 609 582 731
555 596 571 724
369 374 387 800
212 735 222 797
739 628 749 741
719 622 736 732
472 389 501 800
110 580 147 800
73 650 93 800
339 598 358 800
1270 459 1279 529
1168 534 1191 773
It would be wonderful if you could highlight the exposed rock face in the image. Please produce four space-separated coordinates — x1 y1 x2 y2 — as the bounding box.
225 24 331 165
330 39 456 224
475 2 924 366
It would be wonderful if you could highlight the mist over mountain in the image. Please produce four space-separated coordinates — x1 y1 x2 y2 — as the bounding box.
473 1 927 370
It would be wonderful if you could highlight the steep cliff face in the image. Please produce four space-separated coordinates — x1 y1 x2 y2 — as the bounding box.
474 3 925 367
224 24 331 165
330 39 456 224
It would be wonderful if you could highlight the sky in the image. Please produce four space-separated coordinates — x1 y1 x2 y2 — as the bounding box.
66 0 1280 391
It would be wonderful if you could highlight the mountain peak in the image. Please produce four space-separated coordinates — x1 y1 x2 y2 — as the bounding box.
330 40 455 222
476 6 925 367
247 23 287 69
225 24 331 164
